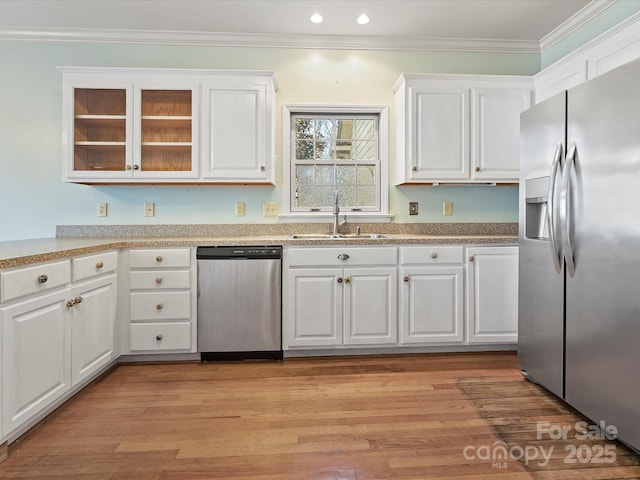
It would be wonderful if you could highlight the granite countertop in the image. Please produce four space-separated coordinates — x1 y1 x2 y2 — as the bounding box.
0 233 518 269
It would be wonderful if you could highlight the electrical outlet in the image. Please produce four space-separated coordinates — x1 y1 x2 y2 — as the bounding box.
97 203 108 217
409 202 419 215
235 202 246 217
443 201 453 216
144 202 155 217
263 202 278 217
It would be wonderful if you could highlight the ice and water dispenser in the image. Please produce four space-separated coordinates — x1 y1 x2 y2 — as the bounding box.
525 176 551 240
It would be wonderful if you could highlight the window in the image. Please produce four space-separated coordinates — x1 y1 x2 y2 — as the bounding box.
282 105 389 219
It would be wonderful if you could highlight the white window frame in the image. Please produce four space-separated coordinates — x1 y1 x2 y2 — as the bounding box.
281 104 391 223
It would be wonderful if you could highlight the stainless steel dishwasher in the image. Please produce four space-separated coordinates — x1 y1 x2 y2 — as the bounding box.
196 246 282 361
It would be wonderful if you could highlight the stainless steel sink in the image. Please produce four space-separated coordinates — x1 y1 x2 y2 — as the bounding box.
289 233 394 240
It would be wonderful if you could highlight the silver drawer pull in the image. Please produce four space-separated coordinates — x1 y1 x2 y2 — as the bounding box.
155 255 163 262
155 277 163 284
431 252 438 259
96 261 104 269
156 303 163 310
337 254 350 261
37 274 48 284
156 334 163 341
74 296 83 304
67 299 76 308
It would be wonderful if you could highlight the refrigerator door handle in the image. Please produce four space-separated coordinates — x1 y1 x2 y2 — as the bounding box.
547 142 564 273
561 141 577 277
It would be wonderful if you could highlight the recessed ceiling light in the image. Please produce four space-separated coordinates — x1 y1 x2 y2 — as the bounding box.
356 14 370 25
310 12 324 24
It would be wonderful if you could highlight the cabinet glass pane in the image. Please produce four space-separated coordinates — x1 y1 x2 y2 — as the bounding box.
140 90 192 172
73 88 126 171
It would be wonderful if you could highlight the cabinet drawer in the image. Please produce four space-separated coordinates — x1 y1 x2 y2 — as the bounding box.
130 322 192 351
129 249 191 268
130 270 191 290
73 250 118 281
130 291 191 320
400 246 464 265
286 247 397 267
1 260 71 302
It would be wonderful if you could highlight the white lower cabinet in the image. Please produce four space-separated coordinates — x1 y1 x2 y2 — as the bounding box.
128 248 196 353
2 288 72 436
1 251 118 441
71 274 117 386
466 246 519 343
399 246 464 344
284 247 398 349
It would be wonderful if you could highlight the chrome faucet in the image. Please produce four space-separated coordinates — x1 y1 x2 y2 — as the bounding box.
332 191 346 235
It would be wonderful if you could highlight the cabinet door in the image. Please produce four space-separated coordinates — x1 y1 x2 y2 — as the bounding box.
400 266 464 344
471 88 531 180
343 268 397 345
71 274 117 386
132 83 199 180
201 78 274 183
62 79 134 181
284 268 343 347
2 289 71 436
466 247 518 343
408 85 469 181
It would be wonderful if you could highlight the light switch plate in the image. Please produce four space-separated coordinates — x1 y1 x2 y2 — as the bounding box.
409 202 418 215
443 201 453 216
235 202 246 217
144 202 155 217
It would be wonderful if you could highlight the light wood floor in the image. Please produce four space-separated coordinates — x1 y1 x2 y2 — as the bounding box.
2 352 640 479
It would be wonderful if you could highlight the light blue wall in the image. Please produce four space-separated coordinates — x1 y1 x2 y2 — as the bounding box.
0 40 539 241
542 0 640 68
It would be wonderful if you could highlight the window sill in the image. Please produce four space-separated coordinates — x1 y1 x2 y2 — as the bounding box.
277 213 394 223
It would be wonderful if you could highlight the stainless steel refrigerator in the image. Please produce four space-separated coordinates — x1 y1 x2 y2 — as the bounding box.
519 58 640 453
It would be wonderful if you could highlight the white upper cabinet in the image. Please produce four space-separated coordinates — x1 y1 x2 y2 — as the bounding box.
394 74 532 184
60 67 276 184
471 87 531 180
201 75 276 183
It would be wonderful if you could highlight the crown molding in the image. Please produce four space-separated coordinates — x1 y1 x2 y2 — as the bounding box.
0 26 540 53
540 0 617 52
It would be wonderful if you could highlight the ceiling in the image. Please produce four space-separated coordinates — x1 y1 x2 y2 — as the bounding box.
0 0 603 52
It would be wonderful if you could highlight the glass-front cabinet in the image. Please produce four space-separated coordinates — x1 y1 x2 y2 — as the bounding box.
62 71 198 182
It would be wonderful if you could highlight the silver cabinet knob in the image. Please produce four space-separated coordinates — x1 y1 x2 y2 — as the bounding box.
156 334 163 341
337 278 343 284
344 276 351 284
96 261 104 269
260 166 266 171
133 165 140 170
404 276 409 283
156 303 163 310
67 299 76 308
431 252 438 259
155 277 163 284
155 255 163 262
412 166 417 171
337 254 350 261
37 274 48 284
74 296 83 304
126 164 132 170
475 166 480 172
469 255 475 262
